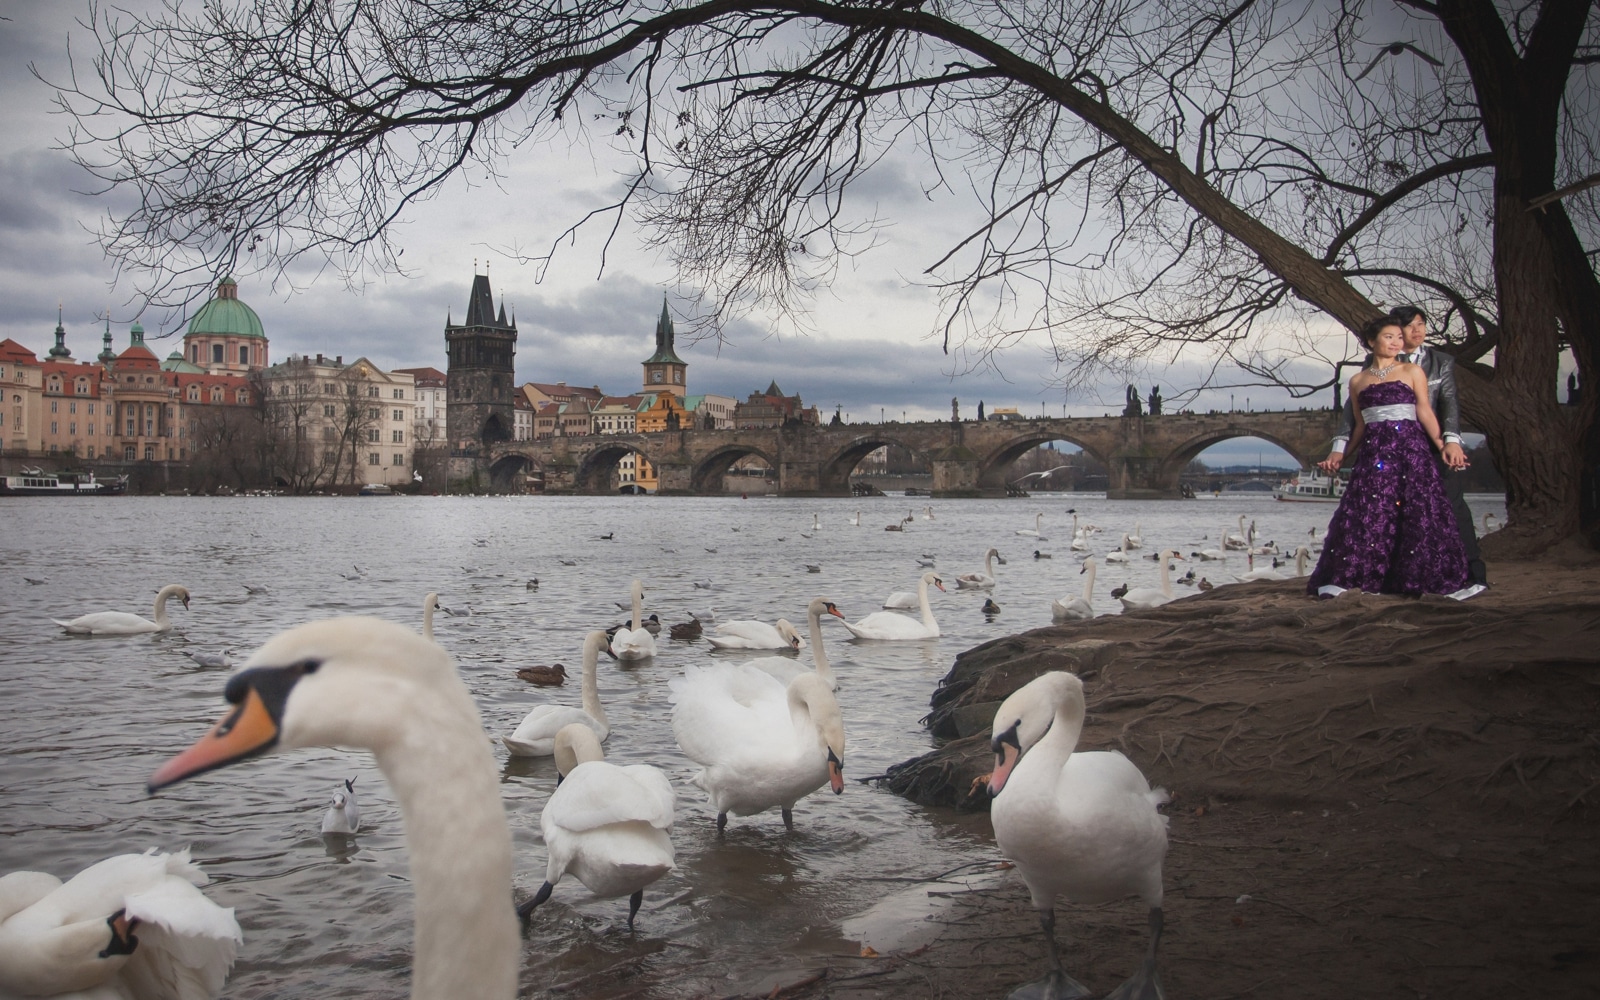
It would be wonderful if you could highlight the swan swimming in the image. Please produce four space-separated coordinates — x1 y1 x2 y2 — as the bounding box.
504 631 614 757
988 672 1169 1000
53 584 190 635
148 617 520 1000
844 571 944 640
669 667 844 831
705 618 806 651
609 580 657 660
518 724 674 930
954 548 1000 590
1234 546 1311 583
1051 557 1098 622
1118 551 1184 610
0 848 241 999
1015 513 1046 539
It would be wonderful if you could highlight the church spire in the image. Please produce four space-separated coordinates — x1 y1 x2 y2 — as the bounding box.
48 302 71 359
99 312 114 363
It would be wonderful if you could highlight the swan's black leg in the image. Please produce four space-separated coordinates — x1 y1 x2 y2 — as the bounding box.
1103 907 1165 1000
1006 908 1091 1000
716 812 727 833
781 807 794 830
627 890 643 931
515 881 553 930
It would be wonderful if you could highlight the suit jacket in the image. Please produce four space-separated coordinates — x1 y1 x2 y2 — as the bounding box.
1332 346 1461 452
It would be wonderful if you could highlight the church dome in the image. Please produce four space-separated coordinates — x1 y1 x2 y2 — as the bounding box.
186 277 265 338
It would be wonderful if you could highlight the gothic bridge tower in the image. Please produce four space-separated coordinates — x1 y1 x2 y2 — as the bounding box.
446 272 517 451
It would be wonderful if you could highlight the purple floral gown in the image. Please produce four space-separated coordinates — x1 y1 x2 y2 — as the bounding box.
1307 380 1470 596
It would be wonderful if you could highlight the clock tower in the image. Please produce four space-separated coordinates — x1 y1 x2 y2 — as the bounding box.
641 296 686 397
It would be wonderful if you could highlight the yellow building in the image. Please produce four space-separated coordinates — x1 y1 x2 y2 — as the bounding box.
634 392 691 492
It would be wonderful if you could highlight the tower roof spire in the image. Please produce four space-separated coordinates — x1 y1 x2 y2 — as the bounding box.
644 294 685 365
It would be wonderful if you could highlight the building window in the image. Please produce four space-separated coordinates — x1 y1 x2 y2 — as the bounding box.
125 445 136 460
51 400 58 413
393 389 404 399
69 422 76 434
51 421 58 434
69 401 77 414
240 345 249 365
393 409 403 421
674 370 683 384
392 453 404 465
212 343 224 364
368 386 379 397
87 423 94 436
86 445 94 458
367 429 379 442
368 452 380 465
392 429 403 443
367 408 379 419
191 345 199 362
126 419 136 435
88 402 96 415
143 444 155 460
324 405 336 417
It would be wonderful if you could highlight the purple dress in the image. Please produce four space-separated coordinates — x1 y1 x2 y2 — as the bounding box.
1306 380 1469 596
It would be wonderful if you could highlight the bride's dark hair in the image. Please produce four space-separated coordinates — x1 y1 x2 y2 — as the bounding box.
1358 316 1401 347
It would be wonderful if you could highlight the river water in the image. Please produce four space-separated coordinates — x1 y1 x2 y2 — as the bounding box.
0 491 1504 998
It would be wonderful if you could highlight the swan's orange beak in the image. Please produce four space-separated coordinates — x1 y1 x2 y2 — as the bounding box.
827 748 844 794
932 577 946 592
148 687 280 791
987 723 1022 796
825 603 845 619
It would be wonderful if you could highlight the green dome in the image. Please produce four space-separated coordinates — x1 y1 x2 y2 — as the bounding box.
186 278 265 338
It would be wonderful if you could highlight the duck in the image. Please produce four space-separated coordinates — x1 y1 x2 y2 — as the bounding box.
954 548 1001 590
1197 577 1214 591
1125 521 1144 549
1033 550 1051 560
1176 568 1197 587
884 522 904 532
516 663 567 686
518 724 674 931
1051 557 1098 622
705 618 806 651
504 631 613 757
0 849 242 999
1015 513 1046 539
1118 551 1184 610
422 592 442 640
805 563 822 574
1104 534 1133 564
844 571 944 640
147 617 521 999
53 584 190 635
982 598 1002 615
609 580 657 660
321 777 361 835
987 672 1169 1000
668 618 703 641
746 598 846 691
1109 582 1130 600
669 667 845 832
642 614 662 636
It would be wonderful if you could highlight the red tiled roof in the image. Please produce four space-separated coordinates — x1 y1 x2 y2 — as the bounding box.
0 338 39 364
394 366 446 386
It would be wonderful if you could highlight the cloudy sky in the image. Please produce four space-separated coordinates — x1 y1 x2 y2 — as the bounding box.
0 4 1355 467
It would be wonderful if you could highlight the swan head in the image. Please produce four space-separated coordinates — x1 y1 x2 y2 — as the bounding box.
987 672 1085 796
787 673 845 794
159 584 191 610
806 597 846 622
921 571 946 592
1080 557 1096 574
775 619 807 650
149 617 461 791
552 723 604 783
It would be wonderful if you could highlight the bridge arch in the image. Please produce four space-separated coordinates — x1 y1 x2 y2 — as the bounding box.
819 433 924 494
488 452 540 492
690 444 779 494
975 431 1111 493
575 439 656 494
1157 427 1315 491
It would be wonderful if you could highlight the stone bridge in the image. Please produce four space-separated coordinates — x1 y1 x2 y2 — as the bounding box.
480 409 1341 499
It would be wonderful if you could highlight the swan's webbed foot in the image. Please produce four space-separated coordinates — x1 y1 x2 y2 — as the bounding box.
716 812 728 833
515 881 553 932
1006 971 1091 1000
781 807 794 830
1101 958 1164 1000
627 890 643 931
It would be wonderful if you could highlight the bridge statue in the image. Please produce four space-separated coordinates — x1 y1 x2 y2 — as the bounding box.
1148 386 1162 416
1123 384 1143 417
951 397 960 422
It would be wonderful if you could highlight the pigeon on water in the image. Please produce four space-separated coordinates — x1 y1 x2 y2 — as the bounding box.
320 778 361 835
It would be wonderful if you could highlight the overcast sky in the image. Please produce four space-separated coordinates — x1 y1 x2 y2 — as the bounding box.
0 4 1359 467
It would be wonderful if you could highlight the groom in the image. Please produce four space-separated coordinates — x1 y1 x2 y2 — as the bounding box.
1321 306 1488 591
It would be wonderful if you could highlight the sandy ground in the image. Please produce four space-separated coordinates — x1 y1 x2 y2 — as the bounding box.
775 559 1600 1000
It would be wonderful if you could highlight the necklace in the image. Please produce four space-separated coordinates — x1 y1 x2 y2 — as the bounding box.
1369 361 1398 380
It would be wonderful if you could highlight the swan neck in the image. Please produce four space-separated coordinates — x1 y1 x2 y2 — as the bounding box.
580 643 607 726
152 589 172 626
631 585 642 632
808 607 832 682
1026 697 1085 775
423 604 435 640
918 576 936 628
1082 561 1097 600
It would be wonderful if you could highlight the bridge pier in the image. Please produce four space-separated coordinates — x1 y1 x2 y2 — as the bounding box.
654 464 695 495
779 461 822 496
931 445 984 498
1106 453 1181 500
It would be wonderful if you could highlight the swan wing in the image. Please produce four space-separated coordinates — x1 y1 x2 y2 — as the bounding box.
547 762 676 832
844 611 932 640
669 664 789 767
52 612 159 634
1051 598 1092 621
503 705 605 757
610 627 657 659
881 591 918 609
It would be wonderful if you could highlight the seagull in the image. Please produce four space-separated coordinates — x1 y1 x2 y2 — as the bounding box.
184 649 233 668
460 566 481 573
559 558 578 566
1353 40 1444 82
320 778 361 835
23 577 46 585
916 557 937 568
339 570 364 581
704 547 718 554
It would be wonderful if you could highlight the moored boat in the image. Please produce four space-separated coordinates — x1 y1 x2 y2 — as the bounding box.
1274 468 1346 503
0 469 128 496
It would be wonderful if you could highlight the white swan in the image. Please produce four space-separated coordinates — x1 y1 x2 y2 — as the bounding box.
53 584 190 635
844 571 943 640
321 777 361 835
147 618 520 1000
669 667 845 831
954 548 1000 590
422 592 441 641
0 849 241 999
1069 514 1089 552
922 505 935 520
1051 558 1097 622
848 510 861 526
503 631 613 757
811 512 822 531
518 725 674 930
987 672 1169 1000
1126 521 1144 549
1234 546 1312 583
705 618 806 651
1194 532 1229 561
1224 514 1249 550
1104 534 1133 564
1015 512 1046 539
748 598 846 691
1118 551 1183 610
609 580 657 661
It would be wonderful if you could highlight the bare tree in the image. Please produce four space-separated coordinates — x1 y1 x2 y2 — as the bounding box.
49 0 1599 553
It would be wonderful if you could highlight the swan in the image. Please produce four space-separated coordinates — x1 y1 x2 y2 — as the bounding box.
954 548 1000 590
1104 534 1133 564
705 618 805 651
1051 557 1097 622
1069 514 1089 552
1194 533 1229 561
321 777 361 835
987 672 1169 1000
147 617 520 1000
518 724 674 930
669 667 845 831
1126 521 1144 549
1224 515 1248 550
1015 513 1046 539
1118 551 1184 611
0 848 241 999
922 505 935 520
609 580 657 661
53 584 190 635
422 592 441 640
811 513 822 531
844 572 943 640
504 631 613 757
848 510 861 526
748 598 846 691
1234 546 1312 583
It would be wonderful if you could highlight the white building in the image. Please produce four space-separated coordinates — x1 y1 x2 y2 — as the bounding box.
393 366 447 449
258 354 417 487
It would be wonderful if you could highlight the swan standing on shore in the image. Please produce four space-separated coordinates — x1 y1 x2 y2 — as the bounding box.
1051 558 1098 622
0 848 241 999
504 631 613 757
670 668 845 832
148 618 520 1000
988 672 1169 1000
609 580 657 660
845 572 944 640
706 618 805 651
955 548 1001 589
53 584 190 635
1118 551 1184 610
519 725 674 931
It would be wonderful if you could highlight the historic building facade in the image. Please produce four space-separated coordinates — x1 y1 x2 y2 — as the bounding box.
641 297 687 396
445 273 517 452
182 277 270 373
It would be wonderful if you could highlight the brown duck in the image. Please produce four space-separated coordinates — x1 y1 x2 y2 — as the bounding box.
517 663 567 686
668 618 703 640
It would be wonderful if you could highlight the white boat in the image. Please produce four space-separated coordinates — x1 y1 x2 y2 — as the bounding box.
1274 469 1345 503
0 469 128 497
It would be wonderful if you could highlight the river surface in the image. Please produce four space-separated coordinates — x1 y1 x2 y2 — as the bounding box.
0 491 1505 998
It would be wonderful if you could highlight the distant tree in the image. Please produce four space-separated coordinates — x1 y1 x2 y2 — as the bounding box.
50 1 1599 553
